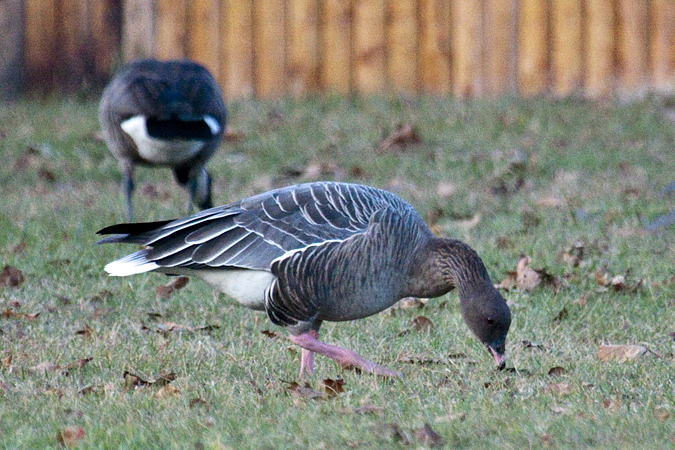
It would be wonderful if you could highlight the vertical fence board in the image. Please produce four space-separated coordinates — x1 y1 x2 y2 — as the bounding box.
418 0 451 93
156 0 188 59
617 0 649 93
254 0 286 97
222 0 254 98
388 0 418 93
551 0 582 96
0 0 23 98
90 0 122 83
585 0 614 98
58 0 90 91
353 0 386 93
24 0 57 93
122 0 154 60
452 0 482 97
651 0 675 92
321 0 351 93
518 0 548 95
289 0 319 96
189 0 221 80
484 0 516 96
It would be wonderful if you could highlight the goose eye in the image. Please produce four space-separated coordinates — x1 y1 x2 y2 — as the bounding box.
486 317 495 325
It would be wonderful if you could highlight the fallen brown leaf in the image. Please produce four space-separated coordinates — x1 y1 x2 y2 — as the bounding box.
57 426 85 448
189 398 210 409
321 378 345 396
546 382 572 396
412 316 434 332
414 423 444 448
393 297 428 309
261 330 282 339
541 434 554 447
12 242 26 254
154 385 181 399
75 324 94 338
376 123 422 153
603 397 622 411
29 361 59 373
0 265 24 287
156 276 189 299
224 129 246 142
548 366 566 376
597 344 647 363
285 381 325 400
517 255 540 290
1 309 40 320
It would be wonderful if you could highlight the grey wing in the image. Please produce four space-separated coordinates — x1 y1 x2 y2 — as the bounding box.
100 182 419 272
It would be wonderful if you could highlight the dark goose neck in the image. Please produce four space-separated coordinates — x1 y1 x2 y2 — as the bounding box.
405 237 494 299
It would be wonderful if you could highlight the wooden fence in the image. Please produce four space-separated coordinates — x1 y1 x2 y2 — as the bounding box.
7 0 675 99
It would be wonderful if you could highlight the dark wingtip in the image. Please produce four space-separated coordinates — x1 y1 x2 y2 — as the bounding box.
96 220 174 236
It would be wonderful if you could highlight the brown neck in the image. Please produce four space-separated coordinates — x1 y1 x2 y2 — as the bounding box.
405 237 493 299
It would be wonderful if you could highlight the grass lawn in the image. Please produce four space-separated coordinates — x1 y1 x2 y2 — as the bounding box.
1 95 674 449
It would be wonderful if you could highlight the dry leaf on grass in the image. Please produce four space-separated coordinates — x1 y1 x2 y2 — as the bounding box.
548 366 566 376
546 382 572 396
320 378 345 396
75 324 94 337
57 426 85 448
414 423 444 448
412 316 434 332
497 255 562 292
376 123 422 153
1 309 39 320
189 398 210 409
392 297 428 310
123 370 177 388
156 276 190 299
261 330 283 339
285 381 325 400
597 345 647 363
154 385 181 399
0 265 25 287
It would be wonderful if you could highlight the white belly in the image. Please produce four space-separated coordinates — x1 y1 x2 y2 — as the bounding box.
196 269 275 311
120 115 205 164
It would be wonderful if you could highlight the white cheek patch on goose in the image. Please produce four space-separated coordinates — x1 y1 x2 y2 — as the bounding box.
120 115 206 164
203 115 221 135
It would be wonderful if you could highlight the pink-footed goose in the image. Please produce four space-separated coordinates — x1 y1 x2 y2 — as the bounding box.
98 182 511 377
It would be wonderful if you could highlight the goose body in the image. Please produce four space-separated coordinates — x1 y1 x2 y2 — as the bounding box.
99 58 227 220
98 182 511 377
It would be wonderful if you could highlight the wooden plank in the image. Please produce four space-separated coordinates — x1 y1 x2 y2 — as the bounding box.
253 0 286 97
122 0 155 60
353 0 386 94
90 0 123 84
188 0 221 79
518 0 548 95
551 0 582 96
156 0 189 60
388 0 418 93
0 0 23 98
57 0 89 92
617 0 649 94
321 0 352 94
222 0 255 99
24 0 57 94
585 0 614 98
288 0 319 96
483 0 516 96
651 0 675 92
418 0 451 93
452 0 482 97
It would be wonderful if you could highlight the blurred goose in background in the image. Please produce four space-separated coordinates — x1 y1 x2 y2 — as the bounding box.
99 58 227 220
98 182 511 377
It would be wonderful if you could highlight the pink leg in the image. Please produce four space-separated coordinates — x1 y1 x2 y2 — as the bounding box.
289 331 401 378
298 330 318 378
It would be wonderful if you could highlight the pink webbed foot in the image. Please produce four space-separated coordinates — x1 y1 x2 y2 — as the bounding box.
289 330 401 378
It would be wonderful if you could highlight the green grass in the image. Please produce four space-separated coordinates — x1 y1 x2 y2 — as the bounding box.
1 95 675 449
